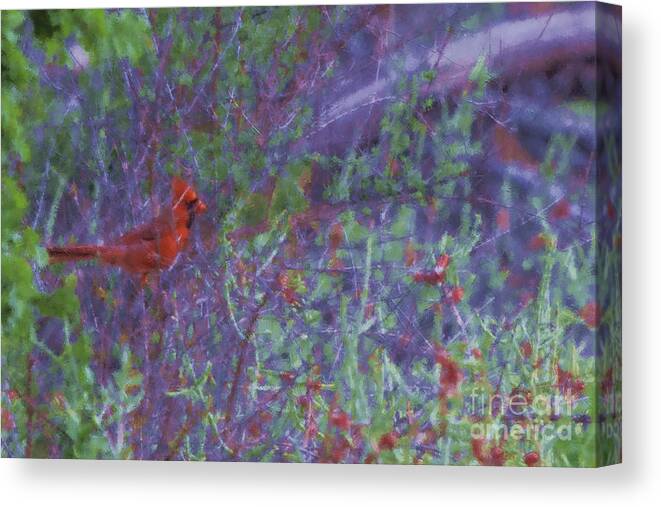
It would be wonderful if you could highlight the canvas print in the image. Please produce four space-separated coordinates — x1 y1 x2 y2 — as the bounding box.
1 2 621 466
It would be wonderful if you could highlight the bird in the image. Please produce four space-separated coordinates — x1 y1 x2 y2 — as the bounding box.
47 176 207 282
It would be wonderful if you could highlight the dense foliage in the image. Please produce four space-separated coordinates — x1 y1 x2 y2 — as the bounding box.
1 4 621 465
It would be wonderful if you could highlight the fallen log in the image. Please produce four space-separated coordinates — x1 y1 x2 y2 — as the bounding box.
295 3 620 157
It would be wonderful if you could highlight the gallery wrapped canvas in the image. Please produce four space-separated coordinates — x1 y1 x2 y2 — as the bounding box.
1 2 621 466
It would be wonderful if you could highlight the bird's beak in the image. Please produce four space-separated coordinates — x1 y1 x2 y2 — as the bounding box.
196 200 208 214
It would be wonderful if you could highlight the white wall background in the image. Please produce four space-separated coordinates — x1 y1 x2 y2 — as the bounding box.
1 0 659 505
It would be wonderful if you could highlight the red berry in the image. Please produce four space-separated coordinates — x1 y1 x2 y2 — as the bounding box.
471 438 486 462
519 290 535 307
529 233 547 251
435 254 450 272
306 379 322 393
524 451 540 467
247 421 262 439
435 347 463 395
330 436 350 462
556 366 585 396
490 446 505 466
579 301 600 328
282 287 300 307
573 379 585 395
404 241 418 267
414 271 444 285
378 431 398 451
601 368 614 394
607 200 617 220
329 223 344 250
399 333 413 349
551 199 571 220
520 340 533 359
280 371 296 383
471 348 482 360
329 410 352 431
1 409 15 431
496 209 510 231
450 286 464 304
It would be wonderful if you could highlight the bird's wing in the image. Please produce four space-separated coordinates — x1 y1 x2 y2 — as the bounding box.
115 212 173 246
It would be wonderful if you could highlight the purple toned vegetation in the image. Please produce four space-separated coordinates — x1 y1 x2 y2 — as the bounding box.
2 3 621 466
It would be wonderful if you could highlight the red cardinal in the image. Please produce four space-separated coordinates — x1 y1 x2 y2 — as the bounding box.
47 176 207 281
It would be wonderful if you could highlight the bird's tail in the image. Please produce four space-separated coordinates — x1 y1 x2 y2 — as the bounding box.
47 244 102 264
